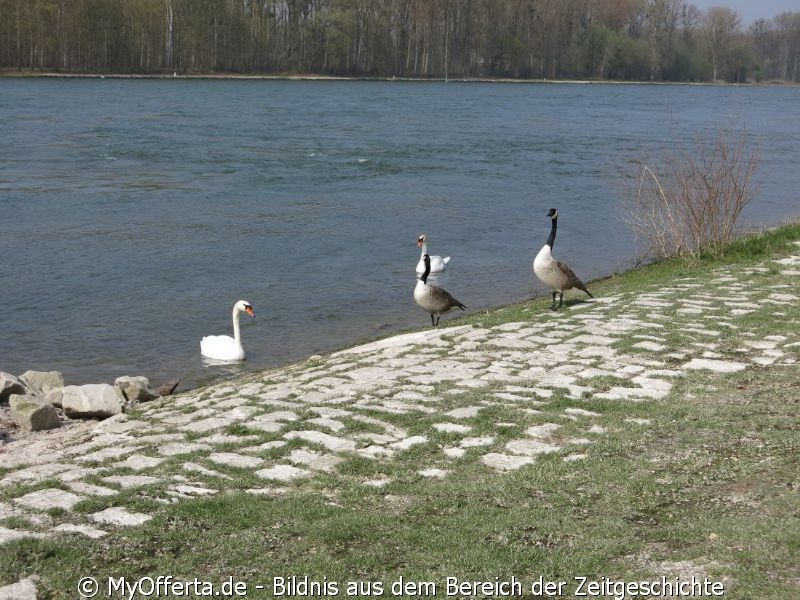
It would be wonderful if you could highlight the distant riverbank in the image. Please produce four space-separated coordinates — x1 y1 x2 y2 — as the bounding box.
2 70 798 86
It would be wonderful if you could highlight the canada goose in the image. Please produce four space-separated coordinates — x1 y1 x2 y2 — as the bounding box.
533 208 593 310
414 254 465 326
416 234 451 273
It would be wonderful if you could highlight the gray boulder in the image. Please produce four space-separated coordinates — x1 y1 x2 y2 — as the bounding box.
0 577 39 600
19 370 64 397
157 378 180 397
1 372 30 403
114 376 157 404
61 384 124 419
9 394 61 431
45 387 64 408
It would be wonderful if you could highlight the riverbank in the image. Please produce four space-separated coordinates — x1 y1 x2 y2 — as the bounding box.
2 70 799 86
1 223 799 598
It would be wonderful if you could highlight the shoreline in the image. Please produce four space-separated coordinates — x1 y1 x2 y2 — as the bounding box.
3 222 798 397
3 222 797 402
2 70 798 87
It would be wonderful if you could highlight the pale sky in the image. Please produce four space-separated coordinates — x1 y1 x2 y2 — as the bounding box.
689 1 799 25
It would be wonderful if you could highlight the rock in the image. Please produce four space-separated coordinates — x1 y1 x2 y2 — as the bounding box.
0 577 39 600
9 394 61 431
157 378 180 396
90 506 152 526
0 372 30 403
19 370 64 397
114 376 157 404
61 384 124 419
45 387 64 408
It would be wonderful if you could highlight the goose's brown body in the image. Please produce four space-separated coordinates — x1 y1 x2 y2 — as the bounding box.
533 209 593 309
414 254 465 326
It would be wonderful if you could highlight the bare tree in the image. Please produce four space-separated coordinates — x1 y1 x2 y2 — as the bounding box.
773 12 800 81
645 0 681 79
679 2 700 42
703 6 740 81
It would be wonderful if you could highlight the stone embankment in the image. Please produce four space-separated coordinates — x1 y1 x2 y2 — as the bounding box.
1 242 798 597
1 372 178 437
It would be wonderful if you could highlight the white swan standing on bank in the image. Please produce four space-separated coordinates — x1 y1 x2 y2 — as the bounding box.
200 300 255 361
416 234 451 273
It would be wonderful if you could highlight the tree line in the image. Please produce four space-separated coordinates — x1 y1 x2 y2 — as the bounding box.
0 0 798 82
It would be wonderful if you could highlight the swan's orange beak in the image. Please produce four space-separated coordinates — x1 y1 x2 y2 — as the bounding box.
416 239 423 248
245 306 255 317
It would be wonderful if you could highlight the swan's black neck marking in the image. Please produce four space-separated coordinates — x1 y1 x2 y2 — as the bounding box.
420 254 431 284
546 216 558 249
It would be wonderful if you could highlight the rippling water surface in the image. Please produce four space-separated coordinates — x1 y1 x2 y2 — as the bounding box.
2 79 798 387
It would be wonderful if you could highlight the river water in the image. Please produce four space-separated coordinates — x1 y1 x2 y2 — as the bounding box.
2 78 798 388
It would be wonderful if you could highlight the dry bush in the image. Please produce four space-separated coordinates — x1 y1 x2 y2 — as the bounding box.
624 126 760 260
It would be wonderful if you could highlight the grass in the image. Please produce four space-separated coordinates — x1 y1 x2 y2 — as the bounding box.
0 223 798 598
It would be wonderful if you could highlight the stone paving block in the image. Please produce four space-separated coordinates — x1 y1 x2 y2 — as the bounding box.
245 487 290 496
307 417 346 432
90 506 152 527
240 441 287 454
460 437 495 448
390 436 428 450
563 454 588 462
357 445 395 459
182 463 233 479
102 475 160 488
633 341 667 351
0 577 38 599
444 447 466 458
569 334 618 346
683 358 748 373
284 430 356 452
432 423 471 434
183 417 234 433
54 523 109 538
564 408 601 418
481 453 535 472
157 442 212 456
112 454 166 471
170 485 217 496
419 468 449 478
14 488 84 511
75 445 144 463
445 406 483 419
0 463 75 487
525 423 561 438
207 453 264 469
0 526 44 546
67 481 119 497
256 465 312 481
506 439 561 456
288 449 343 472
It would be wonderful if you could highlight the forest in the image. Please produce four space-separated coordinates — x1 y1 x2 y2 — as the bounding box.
0 0 798 82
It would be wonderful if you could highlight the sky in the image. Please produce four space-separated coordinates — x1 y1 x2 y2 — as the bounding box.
689 0 799 25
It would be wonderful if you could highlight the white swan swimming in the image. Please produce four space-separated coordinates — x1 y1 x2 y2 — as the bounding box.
200 300 255 361
415 234 451 273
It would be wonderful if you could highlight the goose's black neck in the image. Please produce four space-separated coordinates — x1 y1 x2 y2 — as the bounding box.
420 255 431 284
546 216 558 249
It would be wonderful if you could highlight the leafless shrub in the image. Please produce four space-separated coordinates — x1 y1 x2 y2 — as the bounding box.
624 126 760 260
